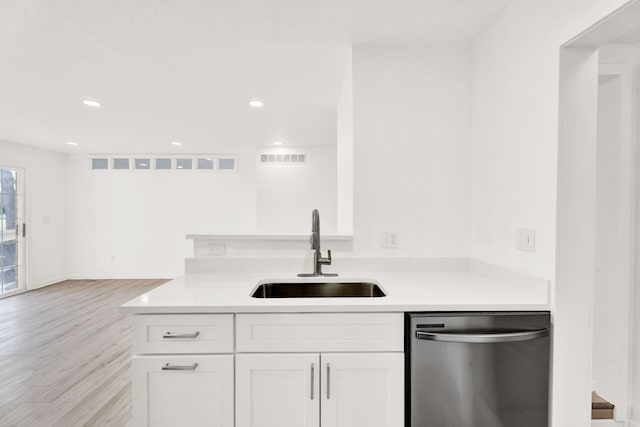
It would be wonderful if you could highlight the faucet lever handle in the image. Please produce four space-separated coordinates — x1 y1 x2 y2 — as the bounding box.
326 250 332 264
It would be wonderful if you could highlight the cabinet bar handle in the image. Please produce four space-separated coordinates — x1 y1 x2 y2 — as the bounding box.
162 331 200 339
326 363 330 399
310 363 315 400
161 363 198 371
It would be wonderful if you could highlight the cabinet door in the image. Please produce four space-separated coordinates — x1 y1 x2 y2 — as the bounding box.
236 353 320 427
321 353 404 427
132 355 234 427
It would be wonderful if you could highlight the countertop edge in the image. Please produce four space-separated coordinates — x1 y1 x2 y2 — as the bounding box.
119 303 551 314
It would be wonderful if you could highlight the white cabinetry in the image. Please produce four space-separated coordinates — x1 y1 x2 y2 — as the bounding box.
236 353 320 427
235 313 404 427
130 312 404 427
131 314 235 427
321 353 404 427
133 355 234 427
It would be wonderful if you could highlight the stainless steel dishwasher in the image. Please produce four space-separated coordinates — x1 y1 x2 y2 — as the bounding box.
406 312 550 427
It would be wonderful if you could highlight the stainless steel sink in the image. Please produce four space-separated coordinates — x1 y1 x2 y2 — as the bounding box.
251 281 386 298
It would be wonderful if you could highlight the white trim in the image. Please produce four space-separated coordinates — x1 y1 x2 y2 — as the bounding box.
556 45 601 427
30 276 68 289
596 62 636 423
0 165 26 296
65 275 172 280
555 3 640 424
591 420 626 427
0 287 26 299
564 0 640 47
0 275 67 298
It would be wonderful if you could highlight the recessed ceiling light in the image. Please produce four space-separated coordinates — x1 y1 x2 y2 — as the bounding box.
171 141 182 146
249 100 264 108
82 99 101 107
273 141 283 145
66 141 78 146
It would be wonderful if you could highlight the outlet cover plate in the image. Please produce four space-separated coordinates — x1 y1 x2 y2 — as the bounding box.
517 229 535 252
381 232 399 249
208 242 226 256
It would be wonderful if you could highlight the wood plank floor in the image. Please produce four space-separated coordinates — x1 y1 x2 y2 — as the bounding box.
0 279 168 427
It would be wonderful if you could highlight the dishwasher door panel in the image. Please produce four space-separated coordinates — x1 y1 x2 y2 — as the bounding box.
408 313 550 427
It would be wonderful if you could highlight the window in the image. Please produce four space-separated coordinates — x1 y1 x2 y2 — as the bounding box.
113 158 130 169
155 158 172 169
135 158 150 169
197 158 214 170
92 158 109 169
176 158 193 170
217 158 236 170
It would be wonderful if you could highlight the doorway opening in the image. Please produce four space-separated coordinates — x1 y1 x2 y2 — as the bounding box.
591 57 636 422
557 2 640 424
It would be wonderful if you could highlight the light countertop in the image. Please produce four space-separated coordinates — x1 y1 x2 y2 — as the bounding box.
119 271 550 314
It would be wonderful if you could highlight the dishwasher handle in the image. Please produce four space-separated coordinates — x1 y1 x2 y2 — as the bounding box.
415 328 549 344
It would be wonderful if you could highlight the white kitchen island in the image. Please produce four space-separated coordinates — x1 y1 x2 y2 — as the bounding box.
121 267 550 427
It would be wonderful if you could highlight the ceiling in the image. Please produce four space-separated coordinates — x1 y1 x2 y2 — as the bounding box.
0 0 513 154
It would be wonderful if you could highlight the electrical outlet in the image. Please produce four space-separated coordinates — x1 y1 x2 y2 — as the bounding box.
208 243 226 256
517 229 535 252
381 232 399 248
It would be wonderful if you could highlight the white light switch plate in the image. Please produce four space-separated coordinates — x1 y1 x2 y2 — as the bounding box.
381 232 399 248
517 229 535 252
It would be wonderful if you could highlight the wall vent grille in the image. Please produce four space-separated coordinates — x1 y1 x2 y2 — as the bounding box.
259 153 306 164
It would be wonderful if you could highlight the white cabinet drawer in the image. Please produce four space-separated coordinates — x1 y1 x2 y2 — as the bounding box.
236 313 404 352
133 354 234 427
133 314 234 354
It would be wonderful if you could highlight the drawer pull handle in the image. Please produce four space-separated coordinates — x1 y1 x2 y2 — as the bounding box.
161 363 199 371
162 331 200 339
326 363 331 399
310 363 315 400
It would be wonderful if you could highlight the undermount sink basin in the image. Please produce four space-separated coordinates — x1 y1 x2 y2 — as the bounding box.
251 281 386 298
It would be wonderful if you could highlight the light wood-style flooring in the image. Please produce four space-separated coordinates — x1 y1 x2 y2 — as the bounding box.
0 279 168 427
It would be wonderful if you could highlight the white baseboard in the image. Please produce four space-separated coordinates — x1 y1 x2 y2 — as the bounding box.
65 275 172 280
591 420 628 427
29 276 68 290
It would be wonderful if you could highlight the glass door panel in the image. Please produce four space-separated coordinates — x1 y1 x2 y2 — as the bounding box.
0 168 24 295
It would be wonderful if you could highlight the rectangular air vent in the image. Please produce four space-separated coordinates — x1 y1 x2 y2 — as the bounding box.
259 153 306 164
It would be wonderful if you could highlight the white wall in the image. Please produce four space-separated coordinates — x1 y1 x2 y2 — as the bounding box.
66 149 257 278
336 52 354 235
634 94 640 425
471 1 633 426
351 45 472 256
0 139 67 289
471 0 631 280
256 145 337 234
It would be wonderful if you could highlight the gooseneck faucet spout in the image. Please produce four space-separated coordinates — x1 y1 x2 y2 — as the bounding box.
311 209 320 251
298 209 337 277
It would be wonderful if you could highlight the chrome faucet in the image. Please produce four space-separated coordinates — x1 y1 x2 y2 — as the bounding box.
298 209 337 277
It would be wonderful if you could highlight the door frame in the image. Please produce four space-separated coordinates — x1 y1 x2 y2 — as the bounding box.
0 165 26 297
594 62 636 421
557 0 640 424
